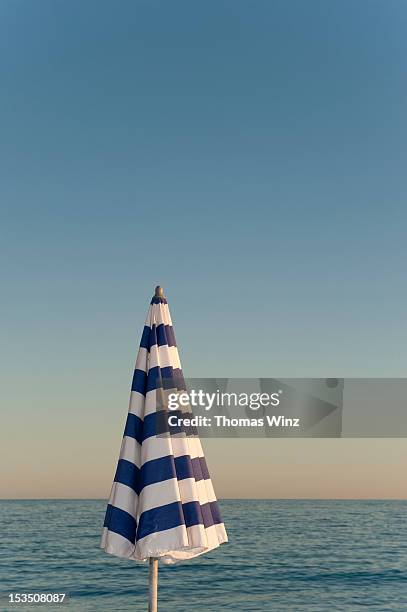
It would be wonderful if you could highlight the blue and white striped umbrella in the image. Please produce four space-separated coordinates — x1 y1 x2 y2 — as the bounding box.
101 287 228 564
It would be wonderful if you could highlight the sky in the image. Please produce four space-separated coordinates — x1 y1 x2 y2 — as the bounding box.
1 0 406 498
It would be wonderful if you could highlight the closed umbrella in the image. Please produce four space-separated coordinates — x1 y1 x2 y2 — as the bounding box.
101 286 228 611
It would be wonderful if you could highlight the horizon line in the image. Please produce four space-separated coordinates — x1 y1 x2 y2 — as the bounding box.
1 497 406 501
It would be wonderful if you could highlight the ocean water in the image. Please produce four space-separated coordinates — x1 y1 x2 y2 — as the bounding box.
0 500 406 611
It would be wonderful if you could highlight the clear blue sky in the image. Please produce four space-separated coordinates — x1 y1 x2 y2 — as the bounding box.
1 0 407 499
2 0 406 381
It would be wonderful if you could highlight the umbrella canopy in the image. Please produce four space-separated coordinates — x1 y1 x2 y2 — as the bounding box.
101 287 228 564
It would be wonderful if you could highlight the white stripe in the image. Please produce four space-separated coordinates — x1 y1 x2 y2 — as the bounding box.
101 528 135 559
130 389 186 419
138 478 181 516
134 347 148 371
140 435 173 464
187 523 207 547
135 345 181 372
102 521 228 563
200 477 217 502
173 435 205 460
144 389 158 415
178 477 217 504
148 344 181 369
128 391 145 419
199 522 228 550
145 304 173 327
214 522 228 544
135 524 188 560
116 433 206 475
144 388 181 416
129 388 192 420
119 435 141 468
192 437 205 457
141 435 204 465
118 432 209 495
109 481 139 519
137 477 217 514
152 524 226 564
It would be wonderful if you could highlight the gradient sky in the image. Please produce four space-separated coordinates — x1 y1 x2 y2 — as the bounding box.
1 1 406 498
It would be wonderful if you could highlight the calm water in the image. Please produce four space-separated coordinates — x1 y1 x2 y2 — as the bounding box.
0 500 406 611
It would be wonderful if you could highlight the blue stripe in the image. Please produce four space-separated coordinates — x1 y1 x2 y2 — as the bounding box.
139 454 207 489
182 500 204 528
146 366 185 394
139 326 151 349
131 366 185 395
114 454 211 496
131 369 147 394
124 413 144 444
139 324 176 351
163 366 185 390
150 297 167 304
114 459 140 492
173 455 208 481
186 500 222 528
141 455 177 490
137 501 183 540
104 504 137 543
156 324 176 348
173 454 194 480
146 367 162 393
122 411 173 444
197 456 210 481
141 412 161 440
208 500 222 525
137 501 222 540
143 410 183 441
167 410 199 437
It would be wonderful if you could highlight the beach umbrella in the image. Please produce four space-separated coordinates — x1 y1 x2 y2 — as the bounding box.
101 286 228 611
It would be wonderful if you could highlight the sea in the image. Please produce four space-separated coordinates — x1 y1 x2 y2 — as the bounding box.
0 500 406 611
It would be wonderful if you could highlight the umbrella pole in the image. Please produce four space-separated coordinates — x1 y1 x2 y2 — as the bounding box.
148 557 158 612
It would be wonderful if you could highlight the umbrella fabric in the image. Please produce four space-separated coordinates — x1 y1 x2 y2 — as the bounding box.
101 293 228 564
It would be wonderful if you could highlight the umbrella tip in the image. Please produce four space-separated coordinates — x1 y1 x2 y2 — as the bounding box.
154 285 165 298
